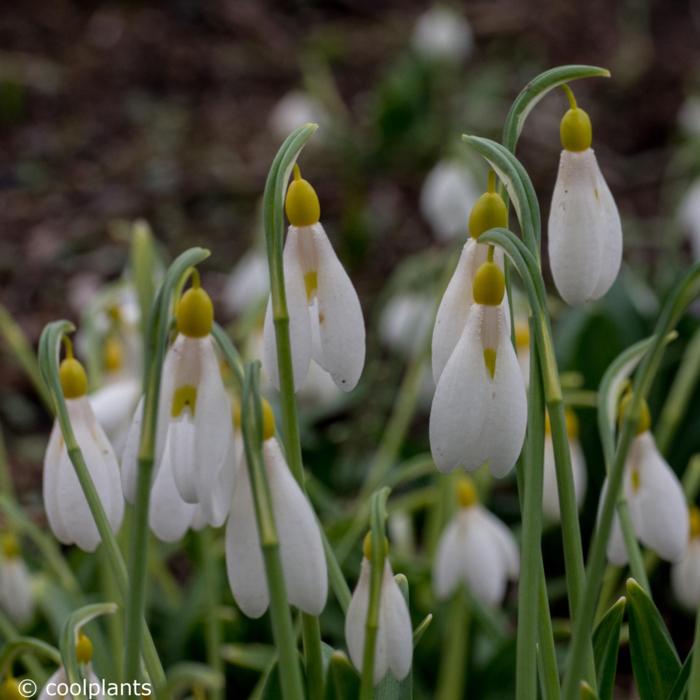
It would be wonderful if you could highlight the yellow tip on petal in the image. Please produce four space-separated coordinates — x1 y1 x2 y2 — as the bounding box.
473 261 505 306
60 357 88 399
468 191 507 239
285 167 320 227
618 392 651 435
362 532 389 560
456 476 478 508
176 286 214 338
560 107 592 152
690 507 700 540
1 533 20 559
76 633 93 665
261 399 275 441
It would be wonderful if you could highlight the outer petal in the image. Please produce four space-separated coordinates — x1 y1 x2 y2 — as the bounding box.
225 456 269 618
548 149 606 305
430 305 526 477
542 436 587 523
477 506 519 579
1 559 34 626
345 560 371 675
313 224 365 391
89 377 140 440
379 562 412 682
671 540 700 610
631 432 689 563
43 420 71 544
193 435 238 529
433 515 463 600
149 428 196 542
263 228 312 391
39 668 66 700
265 439 327 615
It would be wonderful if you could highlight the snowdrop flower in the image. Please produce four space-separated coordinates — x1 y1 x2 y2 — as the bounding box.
679 179 700 260
434 477 518 605
0 534 34 626
225 400 327 618
548 86 622 305
542 410 587 523
604 397 688 565
223 249 270 316
430 257 527 477
672 507 700 610
345 534 412 685
39 633 103 700
420 160 480 242
263 166 365 392
412 6 473 63
43 345 124 551
269 90 326 142
379 292 433 359
432 177 510 381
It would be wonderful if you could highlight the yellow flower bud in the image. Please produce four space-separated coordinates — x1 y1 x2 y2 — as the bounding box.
456 477 478 508
362 532 389 560
76 633 93 665
560 107 592 152
618 392 651 436
472 261 505 306
176 286 214 338
468 191 508 239
285 165 320 227
60 358 88 399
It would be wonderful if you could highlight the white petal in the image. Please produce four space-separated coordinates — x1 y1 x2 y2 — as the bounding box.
433 515 463 600
39 668 66 700
194 436 238 529
542 437 587 522
89 378 140 440
265 439 327 615
345 560 371 674
477 506 519 578
430 305 526 477
223 250 269 315
671 540 700 610
168 416 198 503
631 432 689 563
1 559 34 626
149 428 196 542
548 149 611 305
43 420 71 544
313 224 365 391
379 563 412 682
263 228 312 391
225 456 269 618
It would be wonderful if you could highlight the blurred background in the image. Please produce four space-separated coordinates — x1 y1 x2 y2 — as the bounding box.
2 1 700 697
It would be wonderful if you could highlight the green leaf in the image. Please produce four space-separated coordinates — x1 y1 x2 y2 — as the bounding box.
161 662 225 697
592 597 626 700
666 649 692 700
221 643 275 672
579 681 600 700
324 652 361 700
0 636 61 677
502 65 611 152
626 578 681 700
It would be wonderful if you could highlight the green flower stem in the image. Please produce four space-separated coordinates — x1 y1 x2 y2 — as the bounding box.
563 262 700 700
655 326 700 454
688 568 700 698
359 487 390 700
0 612 49 682
38 321 165 692
516 329 547 700
0 636 61 678
198 528 223 700
130 220 159 340
537 560 561 700
435 587 470 700
0 426 14 499
242 363 305 700
125 247 210 684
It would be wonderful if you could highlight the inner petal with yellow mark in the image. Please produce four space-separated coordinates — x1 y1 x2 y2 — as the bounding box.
304 270 318 301
172 385 198 418
483 348 497 378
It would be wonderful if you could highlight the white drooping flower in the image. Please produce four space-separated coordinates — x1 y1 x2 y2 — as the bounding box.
379 293 433 359
672 507 700 610
39 633 103 700
0 534 34 626
263 167 365 393
420 160 480 242
548 94 622 305
542 410 587 523
43 352 124 552
269 91 326 142
603 404 688 565
121 280 234 541
434 478 518 605
225 401 327 618
223 249 270 316
345 536 412 685
412 6 474 63
678 178 700 260
430 259 527 477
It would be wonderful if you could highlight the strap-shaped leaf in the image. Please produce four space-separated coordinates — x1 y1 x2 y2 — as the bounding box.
626 578 681 700
592 597 626 700
324 652 360 700
666 649 691 700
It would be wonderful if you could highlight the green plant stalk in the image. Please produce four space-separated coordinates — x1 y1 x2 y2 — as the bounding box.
617 502 650 592
655 326 700 454
242 364 305 700
262 124 327 700
38 321 165 691
130 220 158 339
0 426 14 499
516 332 547 700
537 560 561 700
563 262 700 699
198 528 223 700
124 247 210 684
435 587 470 700
687 578 700 698
359 488 390 700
